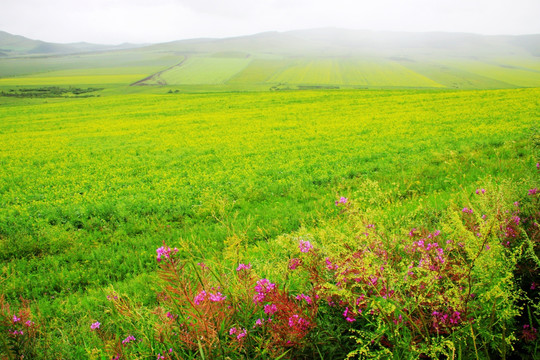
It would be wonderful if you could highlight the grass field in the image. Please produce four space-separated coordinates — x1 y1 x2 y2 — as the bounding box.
133 55 540 89
0 85 539 358
1 29 539 358
143 57 253 85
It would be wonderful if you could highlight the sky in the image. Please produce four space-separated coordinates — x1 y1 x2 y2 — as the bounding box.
1 0 539 44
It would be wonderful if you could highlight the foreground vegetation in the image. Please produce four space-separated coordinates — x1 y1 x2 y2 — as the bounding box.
0 87 539 358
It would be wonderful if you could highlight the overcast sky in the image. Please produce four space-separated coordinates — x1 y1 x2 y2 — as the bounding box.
1 0 539 44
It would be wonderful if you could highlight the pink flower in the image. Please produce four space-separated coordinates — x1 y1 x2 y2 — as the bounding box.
156 245 178 262
522 325 538 342
12 315 21 323
209 292 226 302
325 257 338 270
90 322 100 330
529 188 538 195
335 196 348 206
343 307 356 322
295 293 313 304
264 303 278 314
229 327 237 335
288 314 310 329
166 312 176 319
288 258 301 270
299 239 313 253
236 263 252 272
122 335 136 345
194 290 207 305
254 318 264 327
253 279 276 303
236 328 247 340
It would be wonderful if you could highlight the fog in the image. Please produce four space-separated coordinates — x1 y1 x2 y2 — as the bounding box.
1 0 539 44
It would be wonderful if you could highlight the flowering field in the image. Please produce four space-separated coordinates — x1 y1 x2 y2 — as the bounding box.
0 88 539 358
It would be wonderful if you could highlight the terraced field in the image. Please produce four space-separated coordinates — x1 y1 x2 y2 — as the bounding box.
128 56 540 89
140 57 252 85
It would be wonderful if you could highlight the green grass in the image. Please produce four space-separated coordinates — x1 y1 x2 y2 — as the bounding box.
265 58 444 87
441 59 540 87
0 87 538 357
0 50 181 78
0 74 149 85
142 57 253 85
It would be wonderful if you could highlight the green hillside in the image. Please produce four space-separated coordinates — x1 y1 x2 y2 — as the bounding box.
0 30 140 56
1 29 539 91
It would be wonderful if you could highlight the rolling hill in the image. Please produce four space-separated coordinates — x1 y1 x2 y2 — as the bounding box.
0 28 539 90
0 30 141 56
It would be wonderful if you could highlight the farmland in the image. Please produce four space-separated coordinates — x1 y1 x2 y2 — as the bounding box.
1 85 539 358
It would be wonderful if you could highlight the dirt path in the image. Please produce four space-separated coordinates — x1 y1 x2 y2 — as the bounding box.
130 57 188 86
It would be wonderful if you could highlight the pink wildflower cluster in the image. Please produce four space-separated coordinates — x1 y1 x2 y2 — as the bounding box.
412 238 445 267
529 188 538 195
522 325 538 342
343 307 358 322
475 188 486 194
335 196 348 206
264 303 278 315
431 310 462 330
122 335 136 345
462 207 474 214
156 349 173 359
295 294 312 304
229 327 247 341
288 258 302 270
90 321 100 330
193 290 226 305
253 279 276 303
288 314 310 331
156 245 178 262
7 315 34 337
236 263 252 272
166 312 177 320
253 318 266 327
299 239 313 253
325 257 338 270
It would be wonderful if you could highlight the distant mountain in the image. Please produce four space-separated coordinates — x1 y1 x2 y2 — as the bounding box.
0 30 142 56
141 28 540 59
